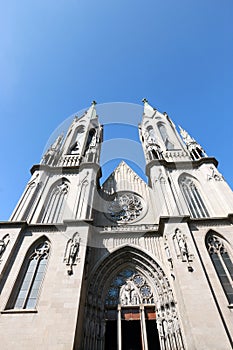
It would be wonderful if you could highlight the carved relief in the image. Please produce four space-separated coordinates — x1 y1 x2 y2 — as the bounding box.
64 232 81 275
106 269 154 307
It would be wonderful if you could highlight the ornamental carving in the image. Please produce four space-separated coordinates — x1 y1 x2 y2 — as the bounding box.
105 269 154 307
106 192 145 224
30 240 50 260
207 235 226 254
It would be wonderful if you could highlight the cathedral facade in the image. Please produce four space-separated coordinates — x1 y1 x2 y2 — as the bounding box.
0 100 233 350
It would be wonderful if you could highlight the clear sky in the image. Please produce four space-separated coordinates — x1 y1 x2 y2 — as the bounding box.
0 0 233 220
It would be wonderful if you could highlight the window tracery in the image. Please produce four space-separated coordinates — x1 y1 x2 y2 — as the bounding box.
207 234 233 304
40 180 69 223
7 239 50 310
105 269 154 307
107 192 145 224
179 175 209 218
158 123 174 150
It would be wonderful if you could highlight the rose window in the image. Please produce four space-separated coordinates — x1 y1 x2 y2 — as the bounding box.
107 192 145 223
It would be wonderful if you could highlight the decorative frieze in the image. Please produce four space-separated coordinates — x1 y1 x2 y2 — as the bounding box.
99 224 159 234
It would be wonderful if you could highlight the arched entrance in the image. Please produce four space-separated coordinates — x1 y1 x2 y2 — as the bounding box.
82 246 185 350
104 268 160 350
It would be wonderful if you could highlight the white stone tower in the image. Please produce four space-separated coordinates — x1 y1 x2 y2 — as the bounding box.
0 100 233 350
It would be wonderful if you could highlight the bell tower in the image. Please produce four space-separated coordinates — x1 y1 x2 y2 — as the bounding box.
139 99 233 219
10 101 102 224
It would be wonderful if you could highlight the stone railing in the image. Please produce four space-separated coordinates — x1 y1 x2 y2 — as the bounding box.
58 155 80 167
164 150 191 161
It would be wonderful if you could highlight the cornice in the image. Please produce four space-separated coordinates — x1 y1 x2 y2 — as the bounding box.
146 157 218 176
30 162 101 177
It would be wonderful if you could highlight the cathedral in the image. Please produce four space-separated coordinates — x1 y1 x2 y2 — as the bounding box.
0 100 233 350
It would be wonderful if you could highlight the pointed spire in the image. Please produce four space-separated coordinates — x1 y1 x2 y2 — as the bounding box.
179 126 206 157
85 100 97 120
142 98 157 118
178 126 196 146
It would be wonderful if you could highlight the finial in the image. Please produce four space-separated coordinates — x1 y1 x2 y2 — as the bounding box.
92 100 97 106
142 98 148 104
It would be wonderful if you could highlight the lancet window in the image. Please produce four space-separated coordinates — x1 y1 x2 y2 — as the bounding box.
40 180 69 223
158 123 174 150
206 234 233 304
7 239 50 310
69 125 85 155
179 175 209 218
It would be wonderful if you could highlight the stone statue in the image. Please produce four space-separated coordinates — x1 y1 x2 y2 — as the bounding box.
64 233 81 275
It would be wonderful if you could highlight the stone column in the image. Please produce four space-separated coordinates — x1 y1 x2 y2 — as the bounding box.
117 305 122 350
140 305 148 350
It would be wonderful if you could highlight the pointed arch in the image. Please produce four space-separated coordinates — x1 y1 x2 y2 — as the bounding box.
81 246 185 350
69 124 86 155
6 236 50 310
206 231 233 304
178 173 209 218
157 122 174 150
39 178 69 223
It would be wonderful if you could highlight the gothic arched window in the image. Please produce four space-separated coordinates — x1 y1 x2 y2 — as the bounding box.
179 175 209 218
158 123 174 150
86 128 96 148
206 233 233 304
6 238 50 310
40 179 69 223
69 125 85 155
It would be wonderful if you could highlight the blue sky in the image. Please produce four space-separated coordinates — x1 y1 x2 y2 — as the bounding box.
0 0 233 220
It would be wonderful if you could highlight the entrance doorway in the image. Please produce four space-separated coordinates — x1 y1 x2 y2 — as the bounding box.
105 320 117 350
104 307 160 350
122 320 142 350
